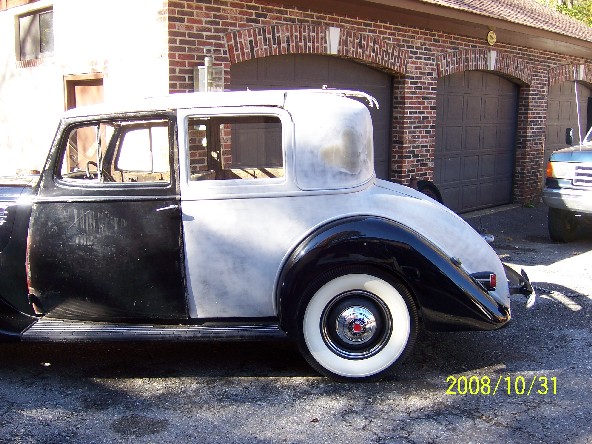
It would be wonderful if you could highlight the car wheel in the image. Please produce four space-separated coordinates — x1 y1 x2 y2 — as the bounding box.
548 207 578 242
417 180 443 204
298 271 418 381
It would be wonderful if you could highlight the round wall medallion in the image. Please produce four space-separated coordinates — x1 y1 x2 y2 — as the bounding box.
487 30 497 46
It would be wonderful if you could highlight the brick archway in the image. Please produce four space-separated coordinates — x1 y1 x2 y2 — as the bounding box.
436 49 533 85
549 63 592 86
225 25 408 75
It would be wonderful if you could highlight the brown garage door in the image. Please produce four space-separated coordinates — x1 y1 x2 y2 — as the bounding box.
545 81 591 175
435 71 518 213
230 54 393 179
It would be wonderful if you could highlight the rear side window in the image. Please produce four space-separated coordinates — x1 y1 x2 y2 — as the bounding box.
187 115 283 181
58 119 171 184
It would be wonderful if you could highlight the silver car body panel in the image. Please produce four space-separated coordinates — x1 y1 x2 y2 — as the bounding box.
177 91 508 319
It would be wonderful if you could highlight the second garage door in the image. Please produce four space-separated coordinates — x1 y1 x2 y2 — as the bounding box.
435 71 518 213
230 54 393 180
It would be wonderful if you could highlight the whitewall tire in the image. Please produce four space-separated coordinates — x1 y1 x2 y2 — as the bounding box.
298 272 418 381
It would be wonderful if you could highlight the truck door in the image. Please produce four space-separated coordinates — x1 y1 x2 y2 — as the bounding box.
27 114 187 321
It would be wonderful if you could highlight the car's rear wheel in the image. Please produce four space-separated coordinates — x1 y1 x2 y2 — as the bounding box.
297 271 418 381
548 207 578 242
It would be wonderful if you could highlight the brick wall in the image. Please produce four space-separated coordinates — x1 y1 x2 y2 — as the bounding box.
167 0 592 205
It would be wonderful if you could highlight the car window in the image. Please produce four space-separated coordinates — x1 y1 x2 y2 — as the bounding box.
58 119 171 184
187 115 283 181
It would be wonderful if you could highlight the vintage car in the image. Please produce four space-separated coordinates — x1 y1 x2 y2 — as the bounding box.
0 90 532 380
543 131 592 242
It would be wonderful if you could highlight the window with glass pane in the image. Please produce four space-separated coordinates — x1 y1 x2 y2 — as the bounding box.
58 120 171 184
19 9 54 61
187 116 283 181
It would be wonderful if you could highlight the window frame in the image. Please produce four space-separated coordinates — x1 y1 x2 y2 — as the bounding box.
52 114 176 192
16 7 54 62
178 107 294 199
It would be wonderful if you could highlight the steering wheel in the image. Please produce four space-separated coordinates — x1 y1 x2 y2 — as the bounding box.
85 160 115 182
86 160 98 179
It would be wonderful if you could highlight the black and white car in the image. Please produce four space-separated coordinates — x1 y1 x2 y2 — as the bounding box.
0 90 532 380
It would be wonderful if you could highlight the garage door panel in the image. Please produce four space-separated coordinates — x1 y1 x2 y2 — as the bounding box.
433 158 442 183
498 126 516 147
467 71 484 91
446 96 464 122
230 59 259 82
495 152 513 177
263 56 296 81
546 126 559 146
548 100 560 120
436 71 518 212
441 187 461 210
294 56 330 81
461 184 478 209
479 154 495 178
330 60 385 84
448 72 465 89
463 155 479 180
445 126 463 152
464 126 481 152
482 126 497 150
441 157 461 183
465 96 482 122
483 96 499 120
559 101 575 121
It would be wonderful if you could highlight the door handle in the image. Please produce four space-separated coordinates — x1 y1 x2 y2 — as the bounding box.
156 204 179 212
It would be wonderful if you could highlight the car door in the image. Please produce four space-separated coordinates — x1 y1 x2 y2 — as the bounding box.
178 108 297 319
27 113 187 321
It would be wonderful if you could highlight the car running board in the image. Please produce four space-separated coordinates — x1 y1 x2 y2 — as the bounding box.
21 319 286 342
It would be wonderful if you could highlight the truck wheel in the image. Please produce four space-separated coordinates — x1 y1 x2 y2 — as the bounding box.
417 180 443 204
298 272 418 381
548 207 578 242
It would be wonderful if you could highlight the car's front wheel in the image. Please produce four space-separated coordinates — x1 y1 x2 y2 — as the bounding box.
297 271 418 381
548 207 578 242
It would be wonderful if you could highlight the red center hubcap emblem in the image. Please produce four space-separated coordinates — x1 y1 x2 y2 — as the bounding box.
352 322 363 333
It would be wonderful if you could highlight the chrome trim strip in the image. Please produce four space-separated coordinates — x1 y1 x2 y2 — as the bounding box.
22 319 285 341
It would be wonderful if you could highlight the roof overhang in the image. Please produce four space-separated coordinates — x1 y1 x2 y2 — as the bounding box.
266 0 592 58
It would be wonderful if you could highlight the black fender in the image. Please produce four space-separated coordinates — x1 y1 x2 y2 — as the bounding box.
0 200 35 316
276 216 510 335
0 296 36 341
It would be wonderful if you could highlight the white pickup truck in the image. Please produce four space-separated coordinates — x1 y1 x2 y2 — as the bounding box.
543 129 592 242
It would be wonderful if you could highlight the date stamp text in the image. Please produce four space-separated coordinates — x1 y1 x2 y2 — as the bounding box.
446 375 557 396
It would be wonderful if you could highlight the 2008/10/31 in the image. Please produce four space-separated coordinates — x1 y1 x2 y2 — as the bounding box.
446 375 558 396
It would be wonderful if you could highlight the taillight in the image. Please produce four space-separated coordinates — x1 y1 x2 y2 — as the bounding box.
471 272 497 291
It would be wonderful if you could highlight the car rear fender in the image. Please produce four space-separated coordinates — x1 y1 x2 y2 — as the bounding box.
276 216 511 335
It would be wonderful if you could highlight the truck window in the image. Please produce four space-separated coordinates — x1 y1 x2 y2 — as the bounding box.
58 119 171 184
187 116 283 181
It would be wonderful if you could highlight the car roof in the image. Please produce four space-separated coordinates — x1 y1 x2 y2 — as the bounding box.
62 90 287 118
61 89 378 119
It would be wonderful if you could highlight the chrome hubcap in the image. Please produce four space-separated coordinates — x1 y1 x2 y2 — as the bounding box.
321 291 392 360
335 306 377 345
